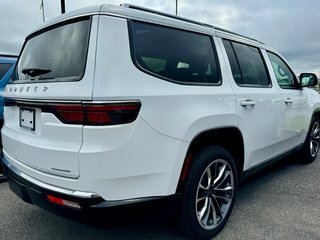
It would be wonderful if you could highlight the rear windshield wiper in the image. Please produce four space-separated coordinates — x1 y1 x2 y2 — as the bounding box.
22 68 51 78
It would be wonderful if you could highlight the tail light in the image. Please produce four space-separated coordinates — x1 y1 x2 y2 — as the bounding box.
44 104 84 124
84 103 141 125
45 101 141 125
5 100 141 126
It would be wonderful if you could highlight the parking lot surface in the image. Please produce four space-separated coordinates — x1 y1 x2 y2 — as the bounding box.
1 156 320 240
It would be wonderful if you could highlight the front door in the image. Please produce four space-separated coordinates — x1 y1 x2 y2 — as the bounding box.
266 52 309 151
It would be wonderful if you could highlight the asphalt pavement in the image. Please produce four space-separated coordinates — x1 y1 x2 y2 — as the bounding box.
0 156 319 240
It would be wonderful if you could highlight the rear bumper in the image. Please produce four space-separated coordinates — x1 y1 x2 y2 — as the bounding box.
4 157 102 219
3 156 180 221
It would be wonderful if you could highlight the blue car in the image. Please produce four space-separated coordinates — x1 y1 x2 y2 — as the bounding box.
0 54 17 181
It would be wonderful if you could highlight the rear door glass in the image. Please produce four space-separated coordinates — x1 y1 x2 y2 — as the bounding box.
223 39 270 87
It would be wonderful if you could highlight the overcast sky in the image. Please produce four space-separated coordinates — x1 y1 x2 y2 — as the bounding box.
1 0 319 74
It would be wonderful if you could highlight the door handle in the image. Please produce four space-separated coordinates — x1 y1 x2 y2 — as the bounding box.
240 99 256 107
284 98 294 105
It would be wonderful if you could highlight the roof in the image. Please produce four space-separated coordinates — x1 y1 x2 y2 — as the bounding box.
29 3 263 47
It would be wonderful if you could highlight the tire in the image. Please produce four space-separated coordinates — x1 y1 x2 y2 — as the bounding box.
0 160 6 183
300 116 320 163
0 174 6 183
178 146 238 240
0 167 6 183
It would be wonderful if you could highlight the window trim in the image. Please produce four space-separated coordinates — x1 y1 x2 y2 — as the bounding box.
223 39 272 88
128 20 222 86
266 51 300 90
0 63 13 81
11 16 92 84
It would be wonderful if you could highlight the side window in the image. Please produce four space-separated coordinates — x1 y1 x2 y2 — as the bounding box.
130 21 220 85
223 40 242 84
0 63 13 80
267 52 297 88
223 40 270 87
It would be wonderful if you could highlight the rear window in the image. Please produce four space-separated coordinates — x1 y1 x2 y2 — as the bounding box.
0 63 12 80
12 17 91 83
130 21 220 85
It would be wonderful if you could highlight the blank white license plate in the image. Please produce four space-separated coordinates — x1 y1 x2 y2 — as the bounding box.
19 108 35 131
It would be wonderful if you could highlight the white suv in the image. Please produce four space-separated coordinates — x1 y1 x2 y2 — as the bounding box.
2 4 319 239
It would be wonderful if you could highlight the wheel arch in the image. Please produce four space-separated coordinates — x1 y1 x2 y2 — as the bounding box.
176 127 244 193
309 109 320 135
312 109 320 119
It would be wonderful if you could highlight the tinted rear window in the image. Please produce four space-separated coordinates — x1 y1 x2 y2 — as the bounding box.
130 21 220 85
0 63 12 80
13 17 91 83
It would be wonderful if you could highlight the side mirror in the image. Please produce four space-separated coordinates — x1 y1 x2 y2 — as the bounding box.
299 73 318 87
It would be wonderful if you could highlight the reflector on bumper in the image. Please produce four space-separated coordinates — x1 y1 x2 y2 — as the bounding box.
47 195 81 209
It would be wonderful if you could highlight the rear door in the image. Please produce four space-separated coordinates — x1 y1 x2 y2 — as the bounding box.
222 39 284 170
2 16 98 178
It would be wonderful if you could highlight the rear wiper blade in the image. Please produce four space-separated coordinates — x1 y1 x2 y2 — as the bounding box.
22 68 51 77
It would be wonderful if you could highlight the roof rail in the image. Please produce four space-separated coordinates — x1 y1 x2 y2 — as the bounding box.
120 3 214 29
120 3 264 45
214 27 265 44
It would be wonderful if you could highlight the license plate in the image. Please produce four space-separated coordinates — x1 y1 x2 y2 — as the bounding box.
19 108 35 131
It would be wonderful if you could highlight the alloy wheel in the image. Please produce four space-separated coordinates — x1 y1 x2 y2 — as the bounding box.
310 121 320 158
195 159 234 230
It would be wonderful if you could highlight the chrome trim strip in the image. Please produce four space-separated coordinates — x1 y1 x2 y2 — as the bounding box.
82 100 141 104
3 98 140 105
3 98 82 104
2 156 100 199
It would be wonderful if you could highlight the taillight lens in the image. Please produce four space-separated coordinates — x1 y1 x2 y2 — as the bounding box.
45 101 141 125
46 104 84 124
84 103 141 125
4 100 141 126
